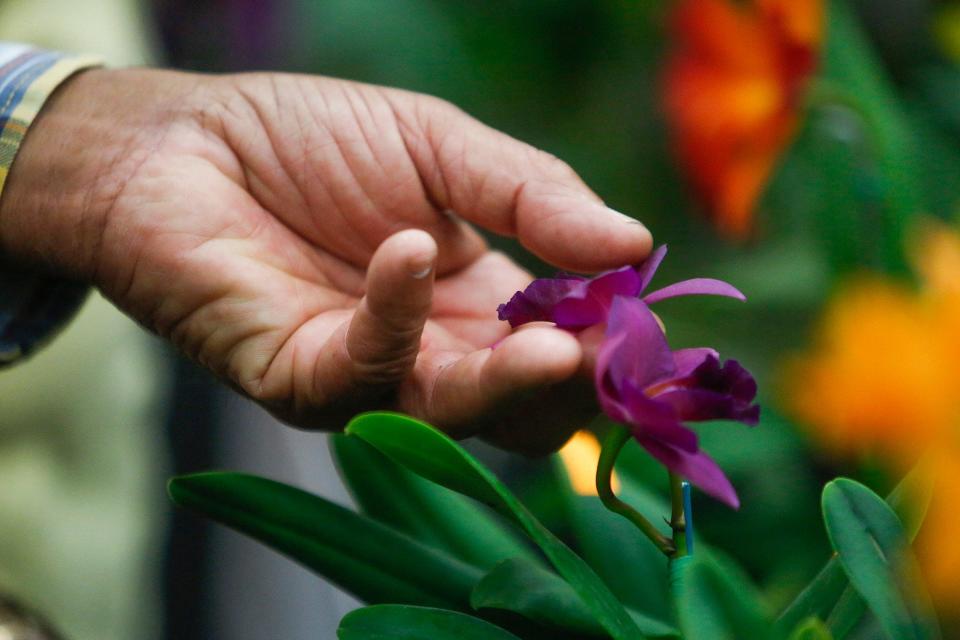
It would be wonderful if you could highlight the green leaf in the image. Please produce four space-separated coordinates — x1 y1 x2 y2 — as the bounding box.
821 478 939 640
337 605 521 640
471 557 679 639
555 456 673 621
775 465 934 635
471 557 602 636
825 464 937 638
775 562 849 638
673 554 775 640
345 411 646 640
789 617 834 640
331 433 538 571
824 586 869 639
167 472 482 610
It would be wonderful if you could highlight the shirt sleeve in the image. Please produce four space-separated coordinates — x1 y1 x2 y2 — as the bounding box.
0 44 102 366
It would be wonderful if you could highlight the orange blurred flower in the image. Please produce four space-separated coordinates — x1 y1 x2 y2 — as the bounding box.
664 0 823 238
783 223 960 607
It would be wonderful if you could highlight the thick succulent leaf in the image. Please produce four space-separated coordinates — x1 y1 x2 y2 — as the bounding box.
822 479 939 640
331 433 538 570
471 558 603 636
552 456 673 620
168 472 481 610
673 554 775 640
337 605 520 640
824 586 870 639
775 465 934 635
345 412 646 640
471 557 678 639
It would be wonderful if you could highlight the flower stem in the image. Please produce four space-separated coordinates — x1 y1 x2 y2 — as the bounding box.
596 425 674 556
669 472 687 561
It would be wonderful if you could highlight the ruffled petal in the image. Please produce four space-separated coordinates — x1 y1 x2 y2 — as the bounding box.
637 434 740 509
656 388 760 425
656 355 759 425
692 357 758 404
643 278 746 304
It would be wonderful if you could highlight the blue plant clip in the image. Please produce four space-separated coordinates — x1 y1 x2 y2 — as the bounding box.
682 481 694 555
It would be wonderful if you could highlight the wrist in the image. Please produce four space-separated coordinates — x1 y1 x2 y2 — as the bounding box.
0 67 205 281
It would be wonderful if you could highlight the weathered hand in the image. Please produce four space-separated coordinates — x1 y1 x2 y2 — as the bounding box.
0 68 651 453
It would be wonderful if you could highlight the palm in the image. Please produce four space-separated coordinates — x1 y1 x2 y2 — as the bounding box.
90 72 650 452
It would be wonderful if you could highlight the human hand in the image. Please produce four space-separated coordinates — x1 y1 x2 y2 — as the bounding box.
0 68 651 454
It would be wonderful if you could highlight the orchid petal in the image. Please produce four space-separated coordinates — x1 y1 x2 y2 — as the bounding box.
553 266 642 329
672 348 719 379
595 332 631 423
602 297 676 390
636 435 740 509
590 266 643 299
654 355 759 424
497 275 585 327
690 357 758 404
656 388 760 425
620 380 699 452
643 278 746 304
635 245 668 292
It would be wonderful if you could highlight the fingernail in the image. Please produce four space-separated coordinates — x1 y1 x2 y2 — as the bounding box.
608 207 647 229
409 252 436 279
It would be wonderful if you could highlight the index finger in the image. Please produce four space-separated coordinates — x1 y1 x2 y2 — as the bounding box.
386 91 653 272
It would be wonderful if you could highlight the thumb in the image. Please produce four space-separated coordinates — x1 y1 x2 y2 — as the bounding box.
343 228 437 388
259 229 436 429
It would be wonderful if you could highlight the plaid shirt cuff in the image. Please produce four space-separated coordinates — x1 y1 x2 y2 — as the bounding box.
0 44 102 366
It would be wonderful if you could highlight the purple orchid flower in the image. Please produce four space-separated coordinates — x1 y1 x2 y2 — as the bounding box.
497 245 744 330
595 296 759 508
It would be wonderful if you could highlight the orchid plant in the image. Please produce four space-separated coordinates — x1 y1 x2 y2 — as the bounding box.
168 244 936 640
499 246 758 558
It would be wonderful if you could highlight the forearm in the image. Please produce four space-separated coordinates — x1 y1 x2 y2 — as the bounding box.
0 67 203 281
0 48 103 363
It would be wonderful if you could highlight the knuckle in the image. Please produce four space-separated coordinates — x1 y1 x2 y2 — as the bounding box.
416 93 465 123
536 149 580 182
347 327 421 387
352 347 419 386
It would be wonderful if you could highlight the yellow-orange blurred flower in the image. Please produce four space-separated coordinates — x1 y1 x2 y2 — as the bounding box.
664 0 823 238
559 430 620 496
916 451 960 607
783 222 960 608
783 278 957 464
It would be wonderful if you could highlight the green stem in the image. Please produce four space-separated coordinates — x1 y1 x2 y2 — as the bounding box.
596 425 674 556
669 472 687 561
